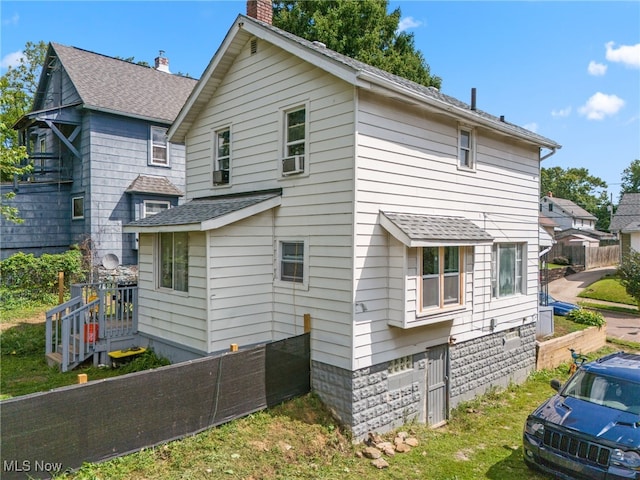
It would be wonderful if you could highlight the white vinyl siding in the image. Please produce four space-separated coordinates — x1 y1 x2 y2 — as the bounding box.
183 39 356 367
354 90 541 368
137 232 207 352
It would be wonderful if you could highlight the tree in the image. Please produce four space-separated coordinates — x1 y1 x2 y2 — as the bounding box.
620 159 640 196
272 0 441 88
541 166 611 230
618 251 640 310
0 41 46 222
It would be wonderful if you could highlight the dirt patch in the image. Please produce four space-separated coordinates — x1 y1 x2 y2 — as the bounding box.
0 312 46 332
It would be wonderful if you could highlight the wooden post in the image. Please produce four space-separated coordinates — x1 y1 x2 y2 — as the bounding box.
304 313 311 333
77 374 88 384
58 271 64 305
230 343 238 352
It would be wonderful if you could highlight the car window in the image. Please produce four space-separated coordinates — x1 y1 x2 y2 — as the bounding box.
562 371 640 414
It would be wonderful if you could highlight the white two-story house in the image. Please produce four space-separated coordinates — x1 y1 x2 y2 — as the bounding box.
125 3 560 437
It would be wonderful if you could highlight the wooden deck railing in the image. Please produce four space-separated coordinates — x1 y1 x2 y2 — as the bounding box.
46 282 138 372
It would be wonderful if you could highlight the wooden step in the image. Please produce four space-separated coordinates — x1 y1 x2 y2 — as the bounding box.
46 352 62 368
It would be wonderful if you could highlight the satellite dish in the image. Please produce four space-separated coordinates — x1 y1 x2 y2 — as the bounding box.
102 253 120 270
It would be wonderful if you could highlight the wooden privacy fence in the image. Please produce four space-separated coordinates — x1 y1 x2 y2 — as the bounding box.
546 244 619 269
0 334 310 480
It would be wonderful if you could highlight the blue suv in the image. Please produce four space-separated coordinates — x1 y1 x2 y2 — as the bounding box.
523 352 640 479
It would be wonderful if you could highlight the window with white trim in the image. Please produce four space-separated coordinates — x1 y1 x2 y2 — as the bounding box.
282 106 306 176
158 232 188 292
458 127 475 169
150 126 169 166
491 243 525 298
276 239 308 287
213 127 230 185
421 246 463 311
72 196 84 219
143 200 170 217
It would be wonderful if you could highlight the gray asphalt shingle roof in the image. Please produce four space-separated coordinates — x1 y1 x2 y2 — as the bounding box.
611 193 640 232
125 175 183 197
544 197 597 221
128 191 282 227
381 211 493 243
44 43 197 123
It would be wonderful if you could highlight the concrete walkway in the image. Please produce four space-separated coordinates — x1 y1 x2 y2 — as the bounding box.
547 266 640 343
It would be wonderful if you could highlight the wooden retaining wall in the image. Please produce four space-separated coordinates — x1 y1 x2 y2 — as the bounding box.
536 325 607 371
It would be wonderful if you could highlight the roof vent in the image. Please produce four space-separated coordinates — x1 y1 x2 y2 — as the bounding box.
250 38 258 54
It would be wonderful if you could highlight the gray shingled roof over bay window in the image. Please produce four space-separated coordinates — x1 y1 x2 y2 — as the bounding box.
172 14 561 152
125 175 183 197
610 193 640 233
124 190 282 233
380 211 494 247
36 43 197 124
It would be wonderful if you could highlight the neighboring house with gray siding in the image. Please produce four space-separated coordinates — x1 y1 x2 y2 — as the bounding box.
610 192 640 258
124 4 561 438
1 43 197 265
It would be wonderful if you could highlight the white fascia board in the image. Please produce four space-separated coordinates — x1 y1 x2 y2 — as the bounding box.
200 195 281 231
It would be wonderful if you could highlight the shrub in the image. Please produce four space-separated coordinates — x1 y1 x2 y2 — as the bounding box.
551 256 570 266
0 250 85 303
567 308 605 327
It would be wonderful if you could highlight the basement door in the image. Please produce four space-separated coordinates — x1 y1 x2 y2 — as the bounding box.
426 344 449 427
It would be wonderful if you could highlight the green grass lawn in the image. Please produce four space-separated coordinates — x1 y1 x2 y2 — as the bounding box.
578 275 637 306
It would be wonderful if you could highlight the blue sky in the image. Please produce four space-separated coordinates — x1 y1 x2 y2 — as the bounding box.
2 1 639 203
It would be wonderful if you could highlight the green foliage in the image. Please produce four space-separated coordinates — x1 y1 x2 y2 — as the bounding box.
1 41 47 221
620 159 640 197
618 251 640 309
117 350 170 373
541 166 610 230
0 250 85 302
273 0 441 88
567 308 605 327
0 322 46 355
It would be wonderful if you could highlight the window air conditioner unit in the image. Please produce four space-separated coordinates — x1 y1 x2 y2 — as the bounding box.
282 155 304 175
213 169 229 185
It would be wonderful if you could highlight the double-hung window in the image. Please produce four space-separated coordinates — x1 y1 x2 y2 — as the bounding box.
276 239 309 288
150 126 169 166
282 106 306 175
458 127 474 169
72 196 84 220
214 127 230 185
159 232 188 292
421 246 462 310
492 243 525 298
143 200 170 217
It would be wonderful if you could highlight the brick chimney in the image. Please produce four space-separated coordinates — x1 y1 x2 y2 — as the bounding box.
154 50 170 73
247 0 272 24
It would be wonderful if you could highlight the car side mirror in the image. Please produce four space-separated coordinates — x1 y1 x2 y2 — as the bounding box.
550 379 562 392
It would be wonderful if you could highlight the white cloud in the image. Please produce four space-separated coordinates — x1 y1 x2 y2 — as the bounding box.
578 92 625 120
605 41 640 68
0 50 25 69
2 13 19 26
397 16 422 33
551 107 572 118
523 122 538 133
587 61 607 76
